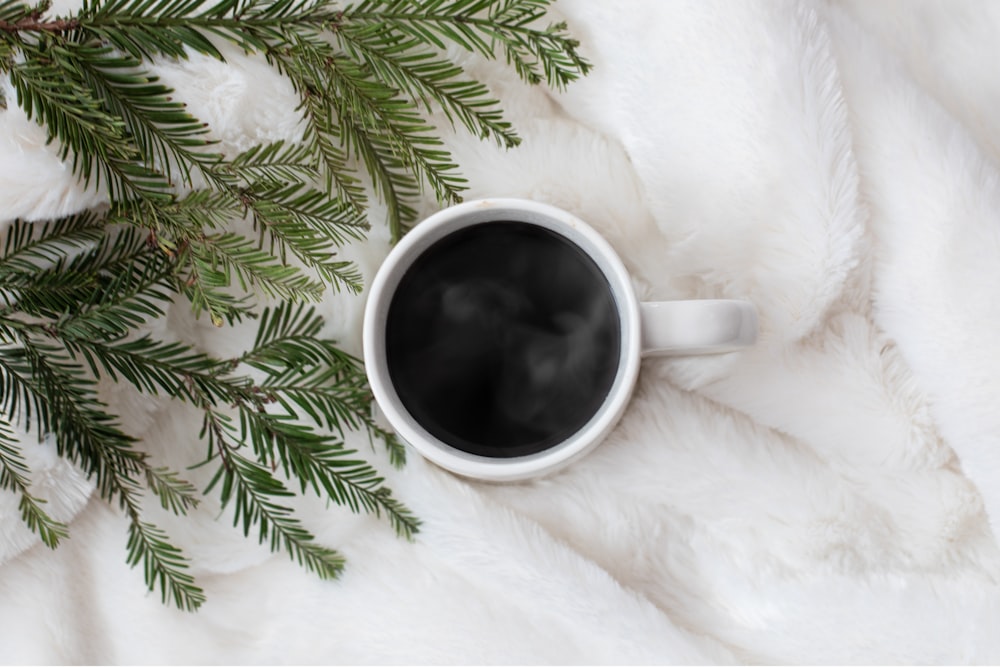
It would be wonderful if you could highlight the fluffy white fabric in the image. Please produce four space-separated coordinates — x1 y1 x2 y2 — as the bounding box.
3 0 1000 662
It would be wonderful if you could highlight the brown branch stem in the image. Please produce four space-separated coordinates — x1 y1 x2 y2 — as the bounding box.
0 17 79 33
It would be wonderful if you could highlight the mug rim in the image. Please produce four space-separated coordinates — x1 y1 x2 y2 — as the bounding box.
362 198 642 481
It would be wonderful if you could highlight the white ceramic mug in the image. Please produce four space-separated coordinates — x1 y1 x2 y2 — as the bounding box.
363 199 757 482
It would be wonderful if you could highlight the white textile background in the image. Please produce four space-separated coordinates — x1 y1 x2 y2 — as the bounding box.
3 0 1000 663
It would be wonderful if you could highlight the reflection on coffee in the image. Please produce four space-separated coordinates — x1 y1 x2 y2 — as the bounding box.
385 221 621 458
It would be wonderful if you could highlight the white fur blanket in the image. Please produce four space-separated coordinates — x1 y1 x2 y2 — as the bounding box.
4 0 1000 663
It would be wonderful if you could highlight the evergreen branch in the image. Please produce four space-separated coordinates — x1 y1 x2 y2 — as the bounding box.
0 67 7 109
75 0 234 61
0 336 146 489
334 23 519 147
0 214 106 276
326 92 420 241
126 517 205 610
0 224 171 328
204 407 345 579
55 257 173 340
172 181 245 221
239 303 415 530
253 347 369 432
118 461 205 611
364 418 406 468
61 334 241 406
244 183 367 293
240 409 419 538
1 323 202 519
133 189 243 247
0 416 70 548
0 0 73 34
145 466 200 515
246 340 370 432
176 266 255 326
0 262 103 316
223 140 320 186
106 192 342 323
261 38 426 238
299 103 370 213
254 32 374 216
343 0 591 89
9 41 173 202
346 0 493 58
0 17 76 32
313 453 417 537
249 298 323 348
17 300 410 538
9 297 406 538
0 331 203 608
102 190 325 321
247 184 369 249
73 0 343 61
241 303 357 390
328 52 467 205
1 319 248 442
51 228 174 339
239 314 408 478
180 230 327 303
70 42 223 189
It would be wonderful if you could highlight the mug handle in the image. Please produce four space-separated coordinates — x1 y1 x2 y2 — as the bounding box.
640 300 758 356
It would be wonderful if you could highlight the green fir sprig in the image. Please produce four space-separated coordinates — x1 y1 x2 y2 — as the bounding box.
0 0 589 610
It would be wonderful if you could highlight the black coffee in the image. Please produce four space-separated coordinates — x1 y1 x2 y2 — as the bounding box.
385 221 621 458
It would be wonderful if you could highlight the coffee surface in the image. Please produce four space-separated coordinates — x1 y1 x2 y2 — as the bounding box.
385 221 621 458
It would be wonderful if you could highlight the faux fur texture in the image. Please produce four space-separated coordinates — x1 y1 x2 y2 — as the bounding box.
2 0 1000 663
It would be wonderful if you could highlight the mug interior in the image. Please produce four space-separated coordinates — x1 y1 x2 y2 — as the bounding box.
363 199 641 481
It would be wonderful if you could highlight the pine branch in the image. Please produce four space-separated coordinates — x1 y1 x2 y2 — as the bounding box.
72 0 342 61
145 466 200 515
0 261 102 316
3 0 588 242
71 42 223 189
9 40 173 201
0 212 104 275
223 140 320 186
285 50 424 241
333 23 519 147
8 289 414 572
256 32 417 235
335 110 418 241
126 518 205 611
366 420 406 468
0 0 589 612
0 218 243 615
0 335 146 485
238 303 418 533
1 280 351 606
244 184 366 292
203 408 346 579
0 417 70 548
327 52 467 207
343 0 592 89
299 104 371 213
182 230 327 303
0 329 204 608
243 336 370 435
240 411 419 538
61 334 239 406
52 229 174 338
1 226 173 346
